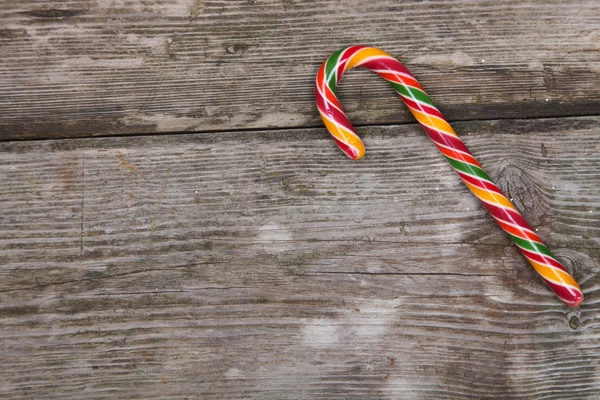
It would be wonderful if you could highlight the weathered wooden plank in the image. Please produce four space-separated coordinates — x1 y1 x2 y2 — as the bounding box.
1 0 599 140
0 117 599 398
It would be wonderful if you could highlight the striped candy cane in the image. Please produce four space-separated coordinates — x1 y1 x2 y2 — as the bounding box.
315 46 583 307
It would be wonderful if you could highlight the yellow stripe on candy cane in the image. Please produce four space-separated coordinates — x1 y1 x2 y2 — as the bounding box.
409 109 458 137
320 112 365 158
463 181 516 210
345 48 393 71
527 260 581 288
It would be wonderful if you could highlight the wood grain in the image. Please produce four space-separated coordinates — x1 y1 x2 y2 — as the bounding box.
1 117 599 399
0 0 599 140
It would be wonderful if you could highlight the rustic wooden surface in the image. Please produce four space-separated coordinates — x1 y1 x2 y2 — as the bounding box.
0 0 599 140
1 0 600 399
1 117 599 399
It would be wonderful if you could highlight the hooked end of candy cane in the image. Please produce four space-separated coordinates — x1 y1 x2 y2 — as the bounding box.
353 150 365 160
328 129 365 160
317 112 366 160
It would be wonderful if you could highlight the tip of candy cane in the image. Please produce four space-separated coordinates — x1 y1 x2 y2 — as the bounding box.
347 141 365 160
563 292 584 308
331 136 365 160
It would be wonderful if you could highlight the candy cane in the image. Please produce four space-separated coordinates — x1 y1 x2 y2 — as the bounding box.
315 46 583 307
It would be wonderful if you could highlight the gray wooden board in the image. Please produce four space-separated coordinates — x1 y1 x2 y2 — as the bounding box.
1 116 599 398
1 0 599 140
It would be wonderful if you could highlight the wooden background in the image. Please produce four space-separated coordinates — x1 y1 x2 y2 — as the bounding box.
1 1 599 398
